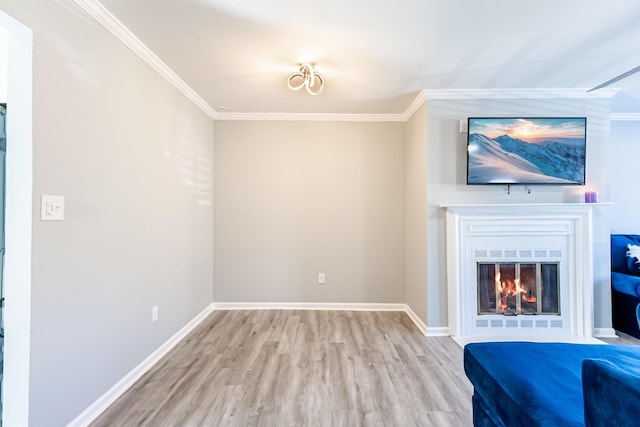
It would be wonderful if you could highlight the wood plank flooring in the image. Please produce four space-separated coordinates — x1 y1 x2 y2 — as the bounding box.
91 310 473 426
601 330 640 345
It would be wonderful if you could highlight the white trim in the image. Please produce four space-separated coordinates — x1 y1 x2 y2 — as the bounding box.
212 88 616 121
425 327 450 337
610 113 640 121
214 91 427 122
593 327 618 338
206 88 619 121
71 0 218 120
212 302 406 311
444 204 594 342
1 11 33 427
213 302 433 337
403 304 427 336
213 112 407 122
423 88 619 100
66 303 215 427
65 1 623 123
69 302 441 425
400 90 427 120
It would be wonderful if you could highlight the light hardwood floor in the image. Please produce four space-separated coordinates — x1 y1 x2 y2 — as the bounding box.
601 330 640 345
91 310 474 426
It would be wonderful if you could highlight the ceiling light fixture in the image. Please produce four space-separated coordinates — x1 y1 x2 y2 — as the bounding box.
287 63 324 96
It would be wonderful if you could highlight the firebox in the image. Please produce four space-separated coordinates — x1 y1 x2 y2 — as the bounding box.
477 262 560 316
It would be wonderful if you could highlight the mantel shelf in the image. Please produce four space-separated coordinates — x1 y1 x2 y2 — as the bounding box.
440 202 613 208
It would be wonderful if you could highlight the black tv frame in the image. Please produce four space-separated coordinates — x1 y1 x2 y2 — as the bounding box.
466 117 587 186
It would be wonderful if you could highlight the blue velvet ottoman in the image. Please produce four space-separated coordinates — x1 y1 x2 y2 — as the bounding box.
464 342 640 427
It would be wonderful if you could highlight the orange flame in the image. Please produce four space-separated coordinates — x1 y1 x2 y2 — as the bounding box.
495 272 537 312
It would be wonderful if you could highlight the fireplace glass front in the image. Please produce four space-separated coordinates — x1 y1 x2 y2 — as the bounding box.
477 262 559 315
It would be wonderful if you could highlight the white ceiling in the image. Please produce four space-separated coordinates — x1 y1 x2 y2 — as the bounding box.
99 0 640 115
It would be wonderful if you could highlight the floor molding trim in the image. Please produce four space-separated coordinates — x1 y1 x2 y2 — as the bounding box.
212 302 406 311
213 302 436 337
593 327 618 339
67 303 215 427
425 327 451 337
403 305 427 336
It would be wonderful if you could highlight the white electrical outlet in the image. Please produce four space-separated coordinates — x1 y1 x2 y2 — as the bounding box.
318 273 326 284
152 305 158 322
459 119 468 133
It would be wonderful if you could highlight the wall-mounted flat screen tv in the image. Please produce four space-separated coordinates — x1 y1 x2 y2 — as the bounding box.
467 117 587 185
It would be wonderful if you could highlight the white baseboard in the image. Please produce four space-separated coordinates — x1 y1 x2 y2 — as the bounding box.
213 301 445 338
403 304 427 335
212 302 407 311
68 301 447 426
66 303 215 427
213 301 451 339
425 327 450 337
593 327 618 338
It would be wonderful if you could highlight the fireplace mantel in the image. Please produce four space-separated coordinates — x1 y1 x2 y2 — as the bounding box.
441 202 609 210
444 203 597 345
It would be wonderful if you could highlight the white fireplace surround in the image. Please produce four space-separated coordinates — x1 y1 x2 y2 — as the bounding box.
444 204 597 345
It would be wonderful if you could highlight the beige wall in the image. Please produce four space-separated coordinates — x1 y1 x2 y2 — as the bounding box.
214 121 405 304
0 1 214 425
404 104 428 324
0 1 618 423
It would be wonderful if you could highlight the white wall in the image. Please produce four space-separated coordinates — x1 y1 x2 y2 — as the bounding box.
425 98 612 330
0 26 6 103
0 1 214 426
404 104 428 324
1 9 33 426
610 120 640 233
214 121 405 304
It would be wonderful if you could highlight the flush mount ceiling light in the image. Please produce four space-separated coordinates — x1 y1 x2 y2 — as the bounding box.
287 63 324 95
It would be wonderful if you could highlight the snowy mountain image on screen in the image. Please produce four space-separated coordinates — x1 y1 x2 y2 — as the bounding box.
467 133 585 184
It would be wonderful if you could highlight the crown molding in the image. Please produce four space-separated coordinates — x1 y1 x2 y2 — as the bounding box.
71 0 416 123
215 91 427 122
400 90 427 120
215 88 617 121
214 112 407 122
610 113 640 121
422 88 620 99
69 1 622 123
72 0 218 120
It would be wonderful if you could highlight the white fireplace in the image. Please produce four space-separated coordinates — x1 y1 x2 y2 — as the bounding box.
444 204 597 345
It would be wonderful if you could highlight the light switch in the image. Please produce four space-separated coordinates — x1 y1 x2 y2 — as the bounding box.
41 195 64 221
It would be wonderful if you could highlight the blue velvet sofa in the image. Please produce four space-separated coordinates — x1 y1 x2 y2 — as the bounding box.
464 342 640 426
611 234 640 338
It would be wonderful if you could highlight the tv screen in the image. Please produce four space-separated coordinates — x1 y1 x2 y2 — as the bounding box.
467 117 587 185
